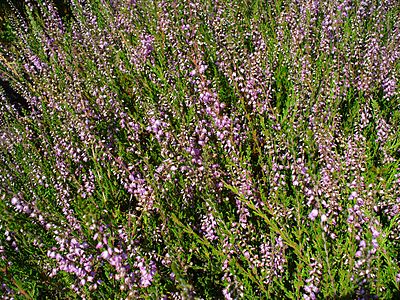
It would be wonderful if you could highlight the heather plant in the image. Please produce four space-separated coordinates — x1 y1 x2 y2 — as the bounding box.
0 0 400 299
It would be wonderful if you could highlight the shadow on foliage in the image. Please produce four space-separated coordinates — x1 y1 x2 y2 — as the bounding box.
0 78 29 115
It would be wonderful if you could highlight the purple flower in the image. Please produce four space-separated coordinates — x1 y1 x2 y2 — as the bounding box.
308 209 319 221
10 197 19 205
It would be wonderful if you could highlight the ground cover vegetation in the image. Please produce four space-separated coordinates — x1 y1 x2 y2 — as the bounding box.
0 0 400 299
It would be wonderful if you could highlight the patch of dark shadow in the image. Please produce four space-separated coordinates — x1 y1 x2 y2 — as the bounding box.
1 0 72 20
248 144 264 182
53 0 73 20
0 78 30 116
244 36 255 54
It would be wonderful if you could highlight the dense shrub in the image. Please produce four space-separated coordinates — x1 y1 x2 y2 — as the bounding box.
0 0 399 299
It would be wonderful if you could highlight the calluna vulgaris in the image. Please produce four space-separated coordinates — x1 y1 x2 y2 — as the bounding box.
0 0 399 299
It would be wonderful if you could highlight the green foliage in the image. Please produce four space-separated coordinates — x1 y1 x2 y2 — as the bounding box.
0 0 400 299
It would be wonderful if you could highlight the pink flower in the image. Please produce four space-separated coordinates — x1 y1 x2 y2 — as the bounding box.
10 197 19 205
308 209 319 221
